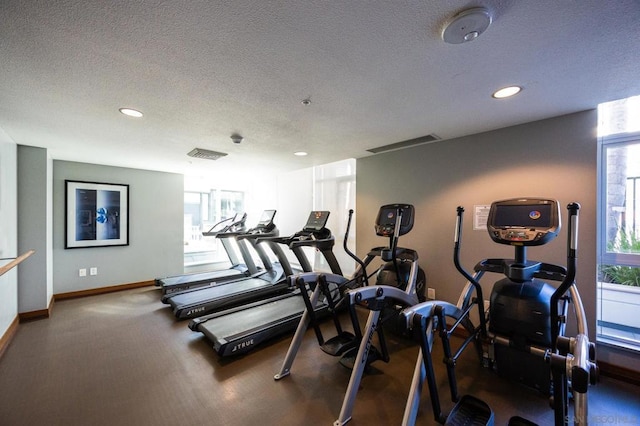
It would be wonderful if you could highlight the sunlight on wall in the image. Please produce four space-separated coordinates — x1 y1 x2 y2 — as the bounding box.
598 94 640 137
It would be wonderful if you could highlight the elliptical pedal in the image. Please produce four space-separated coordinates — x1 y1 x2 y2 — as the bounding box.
444 395 494 426
508 416 538 426
338 344 383 370
320 331 356 356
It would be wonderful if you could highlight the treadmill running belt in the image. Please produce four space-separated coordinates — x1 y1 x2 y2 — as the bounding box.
168 278 279 307
160 269 241 287
195 294 327 356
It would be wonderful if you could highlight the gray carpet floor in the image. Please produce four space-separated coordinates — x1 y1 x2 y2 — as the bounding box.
0 286 638 426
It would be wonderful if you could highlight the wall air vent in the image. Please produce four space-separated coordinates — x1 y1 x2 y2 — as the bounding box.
367 134 440 154
187 148 228 160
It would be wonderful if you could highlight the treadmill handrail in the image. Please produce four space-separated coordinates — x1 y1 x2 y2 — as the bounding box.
223 228 274 239
202 213 247 237
288 236 334 248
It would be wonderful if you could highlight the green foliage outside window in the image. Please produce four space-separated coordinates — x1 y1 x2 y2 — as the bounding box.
600 229 640 286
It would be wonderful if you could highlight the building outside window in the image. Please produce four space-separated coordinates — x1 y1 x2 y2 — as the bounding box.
597 94 640 351
184 189 244 269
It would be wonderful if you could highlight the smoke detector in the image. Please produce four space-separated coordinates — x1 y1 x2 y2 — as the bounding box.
187 148 228 161
231 133 244 144
442 7 492 44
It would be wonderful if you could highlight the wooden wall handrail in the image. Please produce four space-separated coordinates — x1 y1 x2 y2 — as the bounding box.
0 250 35 277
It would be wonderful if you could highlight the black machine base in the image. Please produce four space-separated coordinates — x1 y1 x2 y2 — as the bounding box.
494 345 551 394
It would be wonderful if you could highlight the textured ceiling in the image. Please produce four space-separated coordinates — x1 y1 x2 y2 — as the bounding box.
1 1 639 177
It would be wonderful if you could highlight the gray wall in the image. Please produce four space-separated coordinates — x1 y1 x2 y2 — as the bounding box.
356 110 639 370
53 161 184 293
17 145 53 312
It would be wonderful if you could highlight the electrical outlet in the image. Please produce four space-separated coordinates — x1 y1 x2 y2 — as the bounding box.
90 267 98 276
79 268 87 277
427 287 436 300
484 300 490 312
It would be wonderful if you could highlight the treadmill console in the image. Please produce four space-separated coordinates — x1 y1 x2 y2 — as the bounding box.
375 203 415 237
487 198 560 246
302 211 330 233
257 210 277 227
248 210 277 234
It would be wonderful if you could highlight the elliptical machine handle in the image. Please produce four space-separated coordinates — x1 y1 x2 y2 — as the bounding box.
453 206 487 336
567 202 580 261
381 207 403 260
343 209 368 283
454 206 464 245
550 202 581 349
384 207 405 287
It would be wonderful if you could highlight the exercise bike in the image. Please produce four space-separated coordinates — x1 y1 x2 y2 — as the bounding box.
401 198 598 425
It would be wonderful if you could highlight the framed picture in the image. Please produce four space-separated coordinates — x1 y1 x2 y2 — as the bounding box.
65 180 129 249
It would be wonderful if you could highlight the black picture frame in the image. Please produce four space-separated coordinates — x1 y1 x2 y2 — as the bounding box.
65 180 129 249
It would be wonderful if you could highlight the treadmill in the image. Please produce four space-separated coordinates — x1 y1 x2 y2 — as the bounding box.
156 212 259 296
188 210 344 357
162 210 288 319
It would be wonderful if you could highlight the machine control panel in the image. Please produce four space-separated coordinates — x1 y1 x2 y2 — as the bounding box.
375 203 415 237
487 198 560 246
491 229 547 243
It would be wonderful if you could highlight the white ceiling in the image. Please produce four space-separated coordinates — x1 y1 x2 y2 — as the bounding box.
1 1 639 177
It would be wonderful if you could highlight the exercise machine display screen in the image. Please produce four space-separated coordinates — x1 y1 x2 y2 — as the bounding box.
303 211 330 231
492 204 552 228
487 198 560 246
257 210 277 227
375 203 415 237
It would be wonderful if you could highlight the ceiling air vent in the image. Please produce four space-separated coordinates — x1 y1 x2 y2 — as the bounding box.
367 134 440 154
187 148 228 160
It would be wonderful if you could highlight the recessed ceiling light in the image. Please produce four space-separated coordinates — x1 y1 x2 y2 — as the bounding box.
492 86 522 99
294 151 308 156
119 108 143 118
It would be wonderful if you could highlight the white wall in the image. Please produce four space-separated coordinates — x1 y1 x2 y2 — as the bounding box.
184 165 353 274
275 159 357 275
276 168 314 236
0 128 18 337
184 173 279 227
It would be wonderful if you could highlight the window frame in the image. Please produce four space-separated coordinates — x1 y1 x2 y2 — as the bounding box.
598 131 640 268
597 130 640 349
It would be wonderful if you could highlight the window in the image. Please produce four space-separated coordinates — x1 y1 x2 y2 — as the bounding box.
312 159 357 276
597 95 640 350
184 190 244 269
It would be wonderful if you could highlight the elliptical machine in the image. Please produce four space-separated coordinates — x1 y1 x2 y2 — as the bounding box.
273 204 426 425
401 198 598 425
333 204 426 425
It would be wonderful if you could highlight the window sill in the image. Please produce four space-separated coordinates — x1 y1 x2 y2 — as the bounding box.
596 334 640 353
